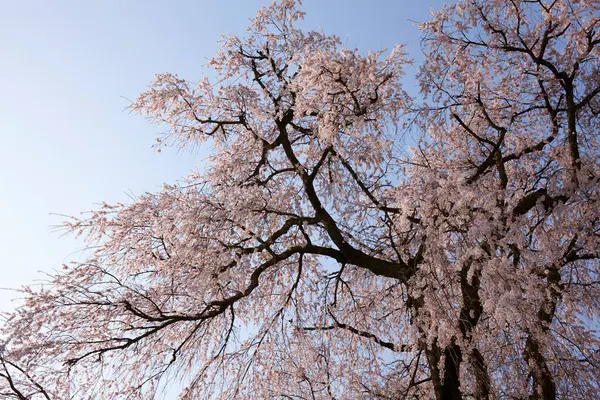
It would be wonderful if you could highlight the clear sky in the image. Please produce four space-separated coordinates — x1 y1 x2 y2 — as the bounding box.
0 0 446 312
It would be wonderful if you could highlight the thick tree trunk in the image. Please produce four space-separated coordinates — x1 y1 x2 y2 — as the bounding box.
425 343 443 400
440 341 462 400
459 260 490 399
525 336 556 400
524 266 560 400
469 348 490 400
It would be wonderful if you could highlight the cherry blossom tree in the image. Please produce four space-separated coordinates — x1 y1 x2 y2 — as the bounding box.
1 0 599 399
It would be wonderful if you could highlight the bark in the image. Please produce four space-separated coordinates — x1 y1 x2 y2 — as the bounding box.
440 341 462 400
524 266 560 400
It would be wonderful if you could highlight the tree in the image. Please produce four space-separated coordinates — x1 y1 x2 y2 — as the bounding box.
1 0 599 398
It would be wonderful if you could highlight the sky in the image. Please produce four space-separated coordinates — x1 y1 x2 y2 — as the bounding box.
0 0 446 313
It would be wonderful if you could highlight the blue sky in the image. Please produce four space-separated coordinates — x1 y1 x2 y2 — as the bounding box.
0 0 445 311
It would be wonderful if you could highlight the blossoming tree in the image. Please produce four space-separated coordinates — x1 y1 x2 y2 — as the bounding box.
1 0 599 399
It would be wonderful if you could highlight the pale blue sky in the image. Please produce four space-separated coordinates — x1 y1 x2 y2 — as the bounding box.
0 0 445 311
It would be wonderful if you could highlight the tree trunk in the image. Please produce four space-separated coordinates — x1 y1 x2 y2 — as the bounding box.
440 341 462 400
